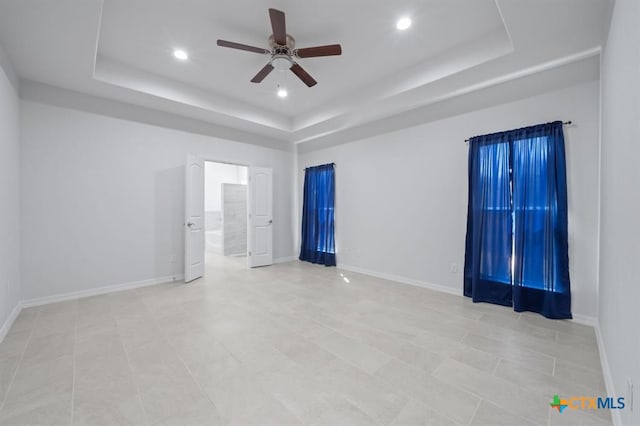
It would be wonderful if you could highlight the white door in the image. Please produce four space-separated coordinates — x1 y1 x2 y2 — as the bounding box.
248 167 273 267
184 154 204 282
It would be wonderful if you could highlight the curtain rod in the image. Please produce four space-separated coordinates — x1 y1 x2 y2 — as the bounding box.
464 121 572 143
304 162 335 170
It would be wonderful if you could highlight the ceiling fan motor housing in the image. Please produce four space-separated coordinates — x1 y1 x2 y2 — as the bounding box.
268 34 295 50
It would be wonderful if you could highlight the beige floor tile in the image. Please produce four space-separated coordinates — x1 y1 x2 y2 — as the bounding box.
269 333 336 370
310 331 392 374
470 400 540 426
74 355 138 401
75 329 127 363
256 367 354 425
37 300 78 315
76 312 118 338
20 331 75 368
312 311 407 355
553 341 603 372
0 356 73 420
0 355 20 402
411 331 499 373
191 360 255 423
118 319 164 351
495 358 607 406
433 358 551 425
480 311 558 341
390 399 459 426
6 311 38 335
30 311 77 339
555 320 598 340
0 330 30 360
390 341 445 374
72 393 147 426
263 311 334 340
226 389 303 426
462 332 555 374
316 358 409 425
127 341 209 423
375 359 480 425
554 359 607 395
137 384 209 424
0 398 71 426
312 397 377 426
152 396 222 426
232 340 300 375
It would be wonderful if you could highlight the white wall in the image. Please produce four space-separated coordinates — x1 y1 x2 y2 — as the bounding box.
20 100 295 300
0 48 21 330
599 0 640 423
298 80 600 319
204 162 247 213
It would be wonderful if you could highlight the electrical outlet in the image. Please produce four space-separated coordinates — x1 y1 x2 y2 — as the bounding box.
629 379 634 411
450 263 459 274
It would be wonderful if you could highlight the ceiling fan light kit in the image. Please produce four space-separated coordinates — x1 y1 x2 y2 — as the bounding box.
216 8 343 89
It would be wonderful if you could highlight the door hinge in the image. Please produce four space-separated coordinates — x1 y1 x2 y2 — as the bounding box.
249 251 252 256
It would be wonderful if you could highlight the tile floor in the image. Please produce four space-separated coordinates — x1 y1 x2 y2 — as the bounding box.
0 254 610 425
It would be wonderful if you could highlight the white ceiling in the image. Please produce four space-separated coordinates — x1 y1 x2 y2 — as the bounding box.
0 0 611 147
98 0 505 116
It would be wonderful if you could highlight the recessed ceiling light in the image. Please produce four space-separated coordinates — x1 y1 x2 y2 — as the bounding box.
396 17 412 30
173 49 188 61
277 88 288 98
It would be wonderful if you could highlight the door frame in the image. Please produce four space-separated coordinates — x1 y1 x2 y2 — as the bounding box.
200 157 251 270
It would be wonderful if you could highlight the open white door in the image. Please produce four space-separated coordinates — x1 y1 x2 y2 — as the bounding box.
184 154 204 282
248 167 273 268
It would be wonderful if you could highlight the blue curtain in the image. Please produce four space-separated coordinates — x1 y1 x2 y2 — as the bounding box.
511 123 571 319
464 134 513 306
464 121 572 319
300 163 336 266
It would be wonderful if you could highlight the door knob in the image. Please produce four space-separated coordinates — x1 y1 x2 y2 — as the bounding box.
186 222 195 227
268 220 273 225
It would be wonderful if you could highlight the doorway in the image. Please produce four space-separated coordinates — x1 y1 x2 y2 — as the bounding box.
203 161 248 266
184 156 273 282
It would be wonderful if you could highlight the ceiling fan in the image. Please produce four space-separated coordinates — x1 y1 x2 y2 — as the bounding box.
216 8 342 88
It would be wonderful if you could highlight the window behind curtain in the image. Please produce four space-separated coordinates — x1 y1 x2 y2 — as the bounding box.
512 136 551 291
477 141 512 285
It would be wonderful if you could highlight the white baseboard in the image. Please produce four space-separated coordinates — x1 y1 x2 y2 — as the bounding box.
571 313 598 327
21 274 184 309
337 263 462 297
595 321 622 426
274 256 297 264
0 302 23 342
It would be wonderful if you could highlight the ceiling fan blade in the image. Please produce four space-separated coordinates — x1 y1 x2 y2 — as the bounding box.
290 63 317 87
217 40 270 54
295 44 342 58
250 63 274 83
269 8 287 45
